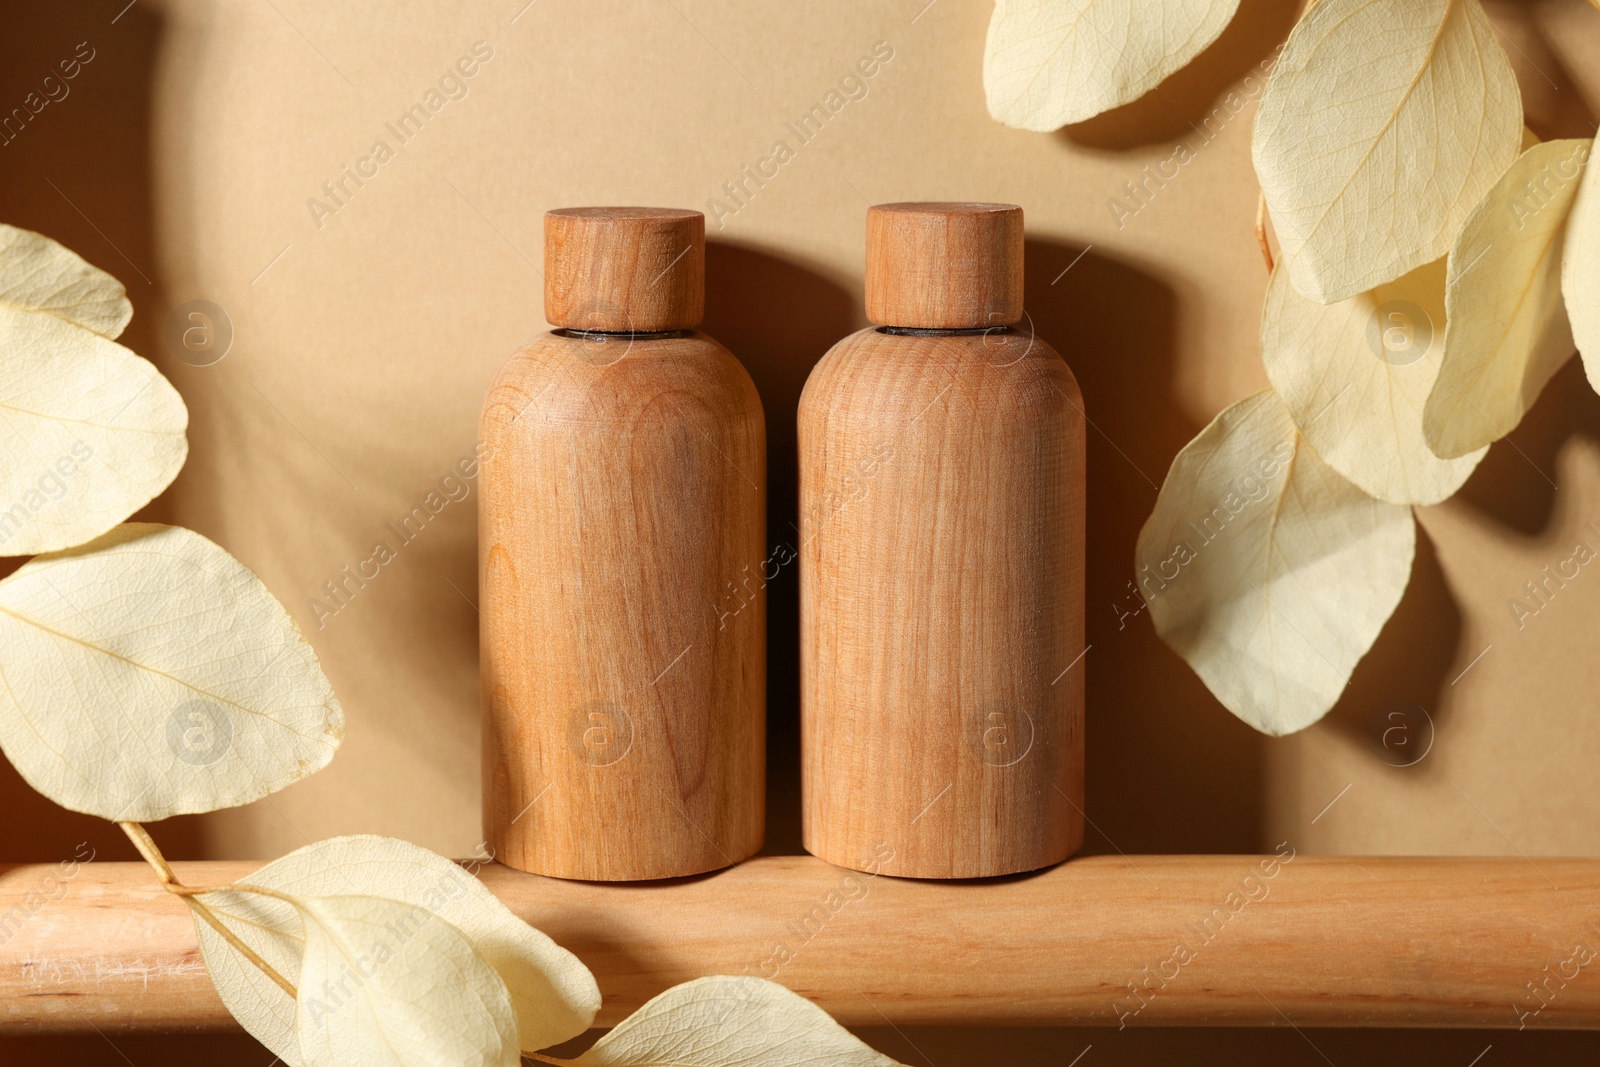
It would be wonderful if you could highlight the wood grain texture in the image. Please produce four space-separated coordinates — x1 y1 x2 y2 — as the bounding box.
865 203 1024 328
5 856 1599 1032
798 327 1085 878
480 328 765 879
544 208 705 332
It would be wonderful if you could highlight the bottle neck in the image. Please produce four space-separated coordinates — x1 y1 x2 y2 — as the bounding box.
877 325 1013 337
554 328 691 341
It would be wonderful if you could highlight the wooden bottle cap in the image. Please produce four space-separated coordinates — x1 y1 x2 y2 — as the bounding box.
544 207 705 332
865 202 1024 329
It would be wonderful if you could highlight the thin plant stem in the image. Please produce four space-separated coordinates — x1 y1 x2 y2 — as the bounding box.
118 820 176 883
165 883 248 897
167 881 297 908
119 821 299 1000
524 1053 577 1065
187 896 300 999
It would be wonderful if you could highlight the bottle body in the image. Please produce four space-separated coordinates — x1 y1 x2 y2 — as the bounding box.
798 326 1084 877
481 329 765 880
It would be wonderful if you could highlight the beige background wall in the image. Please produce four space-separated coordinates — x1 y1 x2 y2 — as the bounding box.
2 0 1599 1062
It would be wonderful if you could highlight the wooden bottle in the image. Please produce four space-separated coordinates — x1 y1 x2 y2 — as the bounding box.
480 207 765 880
798 202 1085 878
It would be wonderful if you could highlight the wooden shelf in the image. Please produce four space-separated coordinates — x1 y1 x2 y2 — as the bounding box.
3 854 1596 1032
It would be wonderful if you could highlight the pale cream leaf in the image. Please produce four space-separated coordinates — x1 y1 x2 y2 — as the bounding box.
192 834 599 1065
0 223 132 338
1252 0 1522 303
0 523 342 820
1427 139 1587 458
1263 258 1485 504
1562 138 1600 393
293 893 520 1067
575 976 905 1067
0 306 187 554
983 0 1242 131
1135 391 1415 735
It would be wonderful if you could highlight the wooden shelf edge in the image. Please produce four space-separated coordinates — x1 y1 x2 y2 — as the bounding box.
2 853 1596 1033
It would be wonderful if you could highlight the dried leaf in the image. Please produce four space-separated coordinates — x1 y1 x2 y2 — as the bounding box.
1427 139 1587 458
1262 259 1485 504
192 835 600 1064
0 306 187 555
185 892 305 1058
293 893 520 1067
1252 0 1521 303
1563 139 1600 391
576 976 903 1067
983 0 1242 130
0 523 341 820
1135 391 1415 735
0 223 132 338
0 225 185 554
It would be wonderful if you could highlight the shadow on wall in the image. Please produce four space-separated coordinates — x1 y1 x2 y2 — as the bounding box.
0 0 206 864
1022 0 1303 849
1025 238 1268 854
1455 359 1600 537
1054 0 1301 152
702 240 856 856
1490 0 1599 145
1319 527 1463 775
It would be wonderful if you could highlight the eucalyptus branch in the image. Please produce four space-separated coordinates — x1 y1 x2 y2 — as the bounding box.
119 821 300 1000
